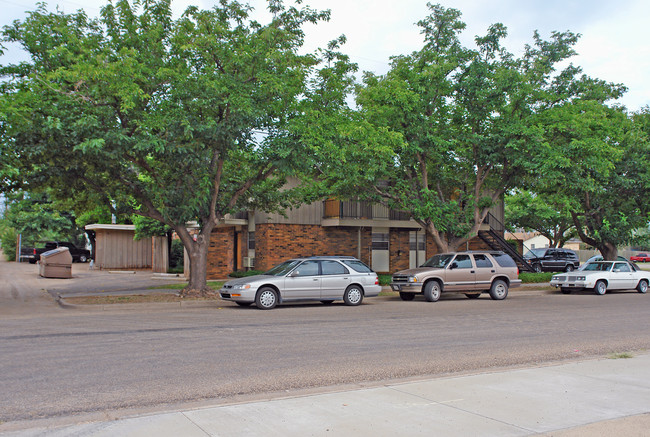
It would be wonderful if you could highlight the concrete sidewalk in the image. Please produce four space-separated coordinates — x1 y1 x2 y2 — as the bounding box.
7 353 650 437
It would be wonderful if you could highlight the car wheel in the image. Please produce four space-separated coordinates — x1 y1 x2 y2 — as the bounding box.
565 264 574 272
594 280 607 296
423 281 441 302
636 279 648 294
255 287 278 310
533 263 542 273
343 285 363 306
29 259 36 264
465 293 481 299
489 280 508 300
399 292 415 301
320 300 334 305
235 301 253 307
561 288 572 294
79 255 88 263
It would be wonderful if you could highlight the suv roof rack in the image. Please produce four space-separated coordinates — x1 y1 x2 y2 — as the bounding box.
306 255 357 259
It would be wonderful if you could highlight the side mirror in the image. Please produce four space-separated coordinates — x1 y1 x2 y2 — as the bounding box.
449 262 458 270
289 271 299 277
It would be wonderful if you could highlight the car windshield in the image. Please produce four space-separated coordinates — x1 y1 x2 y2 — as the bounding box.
421 254 454 268
524 248 546 258
581 262 613 272
264 260 302 276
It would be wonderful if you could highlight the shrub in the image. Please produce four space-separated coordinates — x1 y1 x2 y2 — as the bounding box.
229 269 265 278
169 239 184 269
519 272 555 283
0 224 17 261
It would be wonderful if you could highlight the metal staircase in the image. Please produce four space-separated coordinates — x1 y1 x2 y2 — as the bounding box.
479 214 535 273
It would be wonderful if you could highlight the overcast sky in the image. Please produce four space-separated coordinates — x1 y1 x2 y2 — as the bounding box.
1 0 648 110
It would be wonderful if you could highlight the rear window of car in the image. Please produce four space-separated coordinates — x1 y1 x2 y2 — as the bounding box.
341 260 373 273
492 253 517 268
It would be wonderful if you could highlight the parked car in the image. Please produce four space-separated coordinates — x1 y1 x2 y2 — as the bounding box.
523 248 580 272
390 251 521 302
28 241 91 264
550 261 649 295
219 256 381 310
630 253 650 263
580 255 636 269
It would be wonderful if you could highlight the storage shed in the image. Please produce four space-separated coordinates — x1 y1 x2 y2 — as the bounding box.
85 224 167 271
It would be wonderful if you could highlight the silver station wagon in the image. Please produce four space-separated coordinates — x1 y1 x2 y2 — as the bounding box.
219 256 381 309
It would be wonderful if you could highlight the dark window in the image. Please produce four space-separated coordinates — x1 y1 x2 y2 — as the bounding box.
372 233 389 250
473 254 493 268
321 260 349 275
492 253 517 268
342 259 373 273
248 232 255 250
453 254 473 269
409 233 425 251
294 260 320 277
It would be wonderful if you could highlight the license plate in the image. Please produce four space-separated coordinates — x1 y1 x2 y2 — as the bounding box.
391 284 401 291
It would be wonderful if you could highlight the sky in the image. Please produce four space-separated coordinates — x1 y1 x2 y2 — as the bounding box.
1 0 649 110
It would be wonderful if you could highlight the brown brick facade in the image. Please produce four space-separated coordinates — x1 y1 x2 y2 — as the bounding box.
206 224 496 279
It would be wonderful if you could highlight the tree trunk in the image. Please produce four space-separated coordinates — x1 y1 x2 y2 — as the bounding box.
598 242 619 261
180 232 215 297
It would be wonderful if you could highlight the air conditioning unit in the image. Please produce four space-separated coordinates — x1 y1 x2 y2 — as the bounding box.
243 257 255 268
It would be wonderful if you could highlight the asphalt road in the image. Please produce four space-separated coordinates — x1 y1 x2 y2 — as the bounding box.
1 257 650 430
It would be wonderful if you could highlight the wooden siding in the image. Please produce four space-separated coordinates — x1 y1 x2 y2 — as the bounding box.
94 229 152 269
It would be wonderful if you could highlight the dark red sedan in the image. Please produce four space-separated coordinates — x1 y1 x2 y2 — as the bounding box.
630 253 650 262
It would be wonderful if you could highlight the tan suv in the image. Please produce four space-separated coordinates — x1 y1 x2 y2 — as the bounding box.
390 251 521 302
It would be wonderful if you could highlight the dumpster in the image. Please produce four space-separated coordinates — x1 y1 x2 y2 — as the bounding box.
39 247 73 278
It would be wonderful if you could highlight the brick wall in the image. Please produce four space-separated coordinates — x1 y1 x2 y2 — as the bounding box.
207 227 235 279
389 229 410 272
255 224 371 272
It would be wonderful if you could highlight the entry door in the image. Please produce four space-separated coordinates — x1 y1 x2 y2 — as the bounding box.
283 260 321 299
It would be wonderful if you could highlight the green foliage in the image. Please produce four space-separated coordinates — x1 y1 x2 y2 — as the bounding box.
505 190 575 247
1 0 338 291
378 274 392 286
133 215 169 240
169 238 184 270
519 272 555 283
0 222 17 261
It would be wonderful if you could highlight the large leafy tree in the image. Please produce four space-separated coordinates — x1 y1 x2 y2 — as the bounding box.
535 98 650 260
352 4 580 252
505 190 575 248
1 0 334 294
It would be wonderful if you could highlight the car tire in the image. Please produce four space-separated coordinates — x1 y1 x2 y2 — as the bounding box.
255 287 278 310
235 301 253 307
594 280 607 296
79 255 88 263
29 259 36 264
423 281 441 302
533 263 542 273
565 264 574 272
399 292 415 301
636 279 648 294
561 288 572 294
343 285 363 306
465 293 481 299
320 300 334 305
489 279 508 300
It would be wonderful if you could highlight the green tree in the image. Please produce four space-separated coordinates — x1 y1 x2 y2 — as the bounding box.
352 3 579 252
505 190 575 248
534 92 649 259
1 0 335 295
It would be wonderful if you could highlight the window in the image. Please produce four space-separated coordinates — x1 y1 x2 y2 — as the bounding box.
473 254 493 268
372 233 389 250
409 232 425 251
453 254 473 269
614 262 631 272
294 260 320 277
492 253 517 268
247 232 255 250
342 259 373 273
321 260 349 275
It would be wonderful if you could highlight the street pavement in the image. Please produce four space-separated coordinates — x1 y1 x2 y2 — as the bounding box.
2 256 650 436
2 354 649 436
